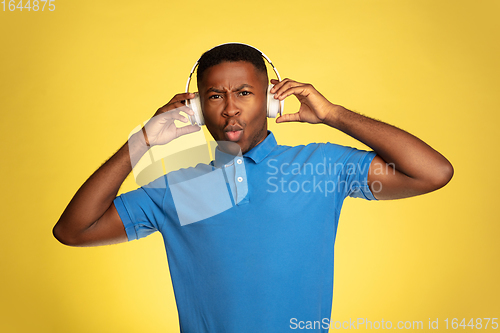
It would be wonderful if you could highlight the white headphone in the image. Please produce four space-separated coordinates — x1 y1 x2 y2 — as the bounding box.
185 43 284 126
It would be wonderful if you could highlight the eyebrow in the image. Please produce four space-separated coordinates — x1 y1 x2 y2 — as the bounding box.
205 84 254 94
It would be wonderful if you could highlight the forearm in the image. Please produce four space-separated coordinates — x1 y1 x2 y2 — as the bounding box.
54 131 149 237
324 105 453 185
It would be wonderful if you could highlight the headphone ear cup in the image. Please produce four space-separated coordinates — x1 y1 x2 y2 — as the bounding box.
267 84 281 118
187 93 204 126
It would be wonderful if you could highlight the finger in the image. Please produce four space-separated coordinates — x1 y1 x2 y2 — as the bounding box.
273 80 306 99
149 108 186 124
276 112 302 123
176 124 201 137
270 78 296 94
161 109 190 123
269 79 282 93
182 103 196 116
157 101 192 115
172 104 194 116
271 78 300 92
274 85 311 101
168 92 196 105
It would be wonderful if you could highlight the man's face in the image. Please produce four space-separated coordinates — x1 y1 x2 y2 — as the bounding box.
198 61 268 154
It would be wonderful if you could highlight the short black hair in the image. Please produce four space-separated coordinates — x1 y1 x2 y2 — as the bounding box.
196 43 267 87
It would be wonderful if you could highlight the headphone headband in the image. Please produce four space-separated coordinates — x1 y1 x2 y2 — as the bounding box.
185 42 282 93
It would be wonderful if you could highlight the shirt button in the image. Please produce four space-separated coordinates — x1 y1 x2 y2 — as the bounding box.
237 159 243 165
237 177 243 182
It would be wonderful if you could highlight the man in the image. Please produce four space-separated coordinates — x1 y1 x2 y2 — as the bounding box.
53 44 453 332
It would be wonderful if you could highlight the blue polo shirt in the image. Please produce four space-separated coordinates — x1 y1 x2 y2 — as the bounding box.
113 131 377 332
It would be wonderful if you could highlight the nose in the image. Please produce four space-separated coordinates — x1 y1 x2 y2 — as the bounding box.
222 93 240 118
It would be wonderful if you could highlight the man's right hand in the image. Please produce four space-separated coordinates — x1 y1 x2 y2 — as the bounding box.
143 93 201 147
53 93 202 247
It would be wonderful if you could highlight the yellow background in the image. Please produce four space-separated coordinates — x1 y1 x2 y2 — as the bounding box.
1 0 499 332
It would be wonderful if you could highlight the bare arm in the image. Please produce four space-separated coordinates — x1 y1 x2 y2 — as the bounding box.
53 93 200 246
271 79 453 200
324 106 453 199
52 134 148 246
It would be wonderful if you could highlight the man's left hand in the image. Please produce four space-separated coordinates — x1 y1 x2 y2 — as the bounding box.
270 78 337 124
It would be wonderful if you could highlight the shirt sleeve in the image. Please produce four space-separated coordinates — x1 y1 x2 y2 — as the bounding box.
321 143 378 201
113 175 168 241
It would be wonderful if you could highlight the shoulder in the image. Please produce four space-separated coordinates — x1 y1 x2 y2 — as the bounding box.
261 142 328 167
266 142 375 169
272 142 322 154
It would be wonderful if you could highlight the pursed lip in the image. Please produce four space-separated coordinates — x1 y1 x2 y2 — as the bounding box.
224 124 244 132
223 123 244 142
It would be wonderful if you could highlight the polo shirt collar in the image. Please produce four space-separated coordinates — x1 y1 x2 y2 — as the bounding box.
213 131 277 167
244 131 277 164
213 147 241 168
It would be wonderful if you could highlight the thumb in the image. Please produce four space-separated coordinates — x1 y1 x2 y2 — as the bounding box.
276 112 301 123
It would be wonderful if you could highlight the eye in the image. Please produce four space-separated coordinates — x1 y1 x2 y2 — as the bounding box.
238 91 252 96
209 94 222 100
